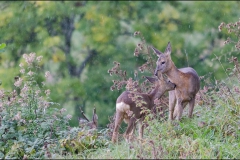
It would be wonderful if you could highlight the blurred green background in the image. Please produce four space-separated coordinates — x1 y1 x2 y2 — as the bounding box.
0 1 239 127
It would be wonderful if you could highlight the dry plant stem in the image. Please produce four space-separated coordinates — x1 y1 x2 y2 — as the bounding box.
213 53 231 82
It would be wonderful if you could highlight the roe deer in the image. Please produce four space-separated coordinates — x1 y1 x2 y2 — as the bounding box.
78 107 98 129
111 74 176 143
151 42 200 121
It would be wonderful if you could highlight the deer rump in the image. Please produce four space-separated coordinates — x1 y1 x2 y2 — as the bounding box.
116 91 151 123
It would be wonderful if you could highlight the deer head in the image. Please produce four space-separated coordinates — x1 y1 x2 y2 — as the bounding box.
151 42 174 76
145 74 176 94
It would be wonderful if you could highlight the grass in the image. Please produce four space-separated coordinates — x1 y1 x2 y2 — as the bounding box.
76 101 239 159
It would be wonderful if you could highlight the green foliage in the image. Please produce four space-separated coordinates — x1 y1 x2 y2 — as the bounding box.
0 53 70 158
0 53 110 159
0 43 6 52
58 127 109 157
0 1 240 127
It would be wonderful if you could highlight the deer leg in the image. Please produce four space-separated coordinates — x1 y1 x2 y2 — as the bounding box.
188 97 195 118
173 102 187 119
112 110 124 143
124 117 137 143
138 118 144 140
169 90 176 121
176 99 184 121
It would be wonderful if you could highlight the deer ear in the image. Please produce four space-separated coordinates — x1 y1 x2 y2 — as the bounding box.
145 76 158 83
164 42 171 55
151 46 163 57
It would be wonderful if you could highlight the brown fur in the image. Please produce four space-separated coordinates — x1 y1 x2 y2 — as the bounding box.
111 75 176 143
152 42 200 121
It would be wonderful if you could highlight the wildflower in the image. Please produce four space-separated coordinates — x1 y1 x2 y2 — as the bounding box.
44 101 50 108
14 77 23 87
35 90 41 96
21 84 29 94
45 71 50 78
66 114 72 120
23 54 28 59
218 26 222 32
45 89 50 96
36 56 43 63
23 53 36 66
110 86 115 91
60 108 67 114
27 71 34 76
18 99 23 104
0 90 4 98
134 48 139 57
19 63 24 68
134 31 140 36
20 69 25 74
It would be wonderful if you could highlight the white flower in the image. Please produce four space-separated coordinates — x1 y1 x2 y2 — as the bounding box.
18 99 23 104
0 90 4 98
44 89 50 96
23 53 36 66
19 63 24 68
14 78 23 87
66 114 72 120
20 69 25 74
60 108 67 114
35 90 41 96
36 56 43 63
27 71 34 76
45 71 50 78
21 84 29 93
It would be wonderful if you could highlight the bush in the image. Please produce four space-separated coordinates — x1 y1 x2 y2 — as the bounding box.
0 53 71 158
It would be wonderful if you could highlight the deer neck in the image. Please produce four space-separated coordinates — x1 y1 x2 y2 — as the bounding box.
165 62 181 84
149 85 163 103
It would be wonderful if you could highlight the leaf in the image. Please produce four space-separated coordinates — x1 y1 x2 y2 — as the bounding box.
0 43 6 50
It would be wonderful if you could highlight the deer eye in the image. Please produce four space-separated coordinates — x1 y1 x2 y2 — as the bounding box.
161 62 165 65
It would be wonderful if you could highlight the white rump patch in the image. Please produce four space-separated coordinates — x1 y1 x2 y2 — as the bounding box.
116 102 130 112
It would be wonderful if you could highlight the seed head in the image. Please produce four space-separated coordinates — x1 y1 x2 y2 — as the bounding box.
134 31 140 36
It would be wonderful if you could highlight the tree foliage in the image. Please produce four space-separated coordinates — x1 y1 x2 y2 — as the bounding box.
0 1 239 126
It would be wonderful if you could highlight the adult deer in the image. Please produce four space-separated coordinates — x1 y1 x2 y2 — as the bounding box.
111 74 176 143
151 42 200 121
